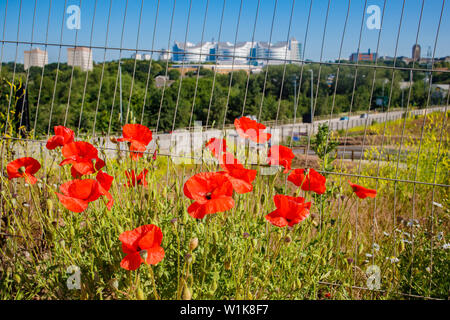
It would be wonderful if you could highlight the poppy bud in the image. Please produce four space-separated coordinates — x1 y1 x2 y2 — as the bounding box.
14 274 21 284
47 199 53 217
185 253 193 264
110 279 119 290
224 258 231 270
252 239 258 248
110 136 118 144
182 287 192 300
189 237 199 251
139 249 148 262
346 230 352 242
400 240 405 252
296 278 301 289
284 236 292 243
136 287 145 300
358 243 364 255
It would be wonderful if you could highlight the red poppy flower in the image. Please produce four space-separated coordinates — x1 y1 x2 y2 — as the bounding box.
348 181 377 199
183 172 235 219
265 194 311 227
96 171 114 210
119 224 165 271
60 141 105 177
205 138 227 158
56 179 102 213
218 152 257 194
46 126 74 150
267 145 295 173
117 124 153 161
234 117 271 143
124 169 149 188
288 168 326 194
7 157 41 185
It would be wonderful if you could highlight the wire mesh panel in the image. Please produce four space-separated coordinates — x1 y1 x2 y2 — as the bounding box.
0 0 449 300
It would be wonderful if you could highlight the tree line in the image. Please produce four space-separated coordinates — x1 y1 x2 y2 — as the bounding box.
0 58 448 138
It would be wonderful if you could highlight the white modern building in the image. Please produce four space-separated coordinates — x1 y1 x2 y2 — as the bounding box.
171 39 301 66
256 38 301 65
24 48 48 70
216 41 254 64
172 41 216 63
67 47 93 71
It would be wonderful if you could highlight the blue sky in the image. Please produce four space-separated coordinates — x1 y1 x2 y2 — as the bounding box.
0 0 449 64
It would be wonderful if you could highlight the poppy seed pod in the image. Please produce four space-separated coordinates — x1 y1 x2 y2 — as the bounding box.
189 237 199 251
139 250 148 262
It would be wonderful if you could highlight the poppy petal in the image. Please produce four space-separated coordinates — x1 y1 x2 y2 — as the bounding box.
56 192 89 213
120 252 143 271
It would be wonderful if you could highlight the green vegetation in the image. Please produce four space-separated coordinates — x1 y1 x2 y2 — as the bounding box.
1 59 448 138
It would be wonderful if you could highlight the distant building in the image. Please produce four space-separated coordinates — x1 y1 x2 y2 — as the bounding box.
255 38 301 65
132 53 142 60
154 75 173 88
170 39 302 65
159 49 172 61
67 47 93 71
412 44 421 61
143 54 151 61
24 48 48 70
172 41 216 63
349 49 377 62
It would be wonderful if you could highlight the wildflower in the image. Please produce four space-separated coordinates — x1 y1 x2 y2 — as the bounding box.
442 243 450 250
119 224 165 271
373 243 380 251
152 149 158 161
265 194 311 228
347 258 354 264
60 141 105 177
7 157 41 185
348 181 377 199
234 116 271 143
437 232 443 241
324 292 331 299
243 232 250 239
183 172 235 219
124 169 149 188
389 256 399 263
432 201 443 208
117 124 153 161
383 232 390 237
205 138 227 158
46 126 74 150
96 171 114 210
56 179 102 213
218 152 257 194
267 145 295 173
288 168 326 194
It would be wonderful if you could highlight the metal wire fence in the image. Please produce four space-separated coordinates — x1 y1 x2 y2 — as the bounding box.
0 0 449 299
